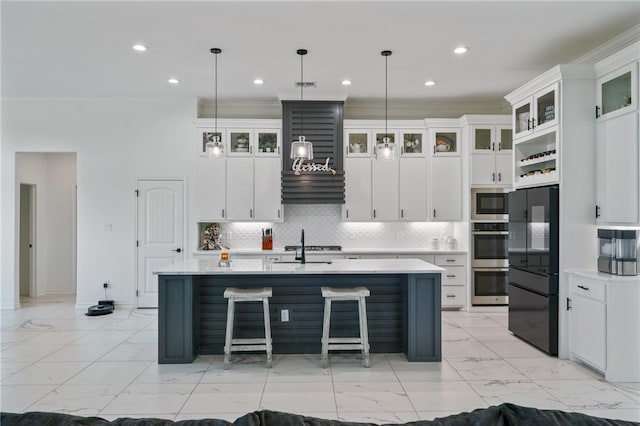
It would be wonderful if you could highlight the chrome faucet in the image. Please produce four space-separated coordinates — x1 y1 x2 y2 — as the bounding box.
295 229 306 264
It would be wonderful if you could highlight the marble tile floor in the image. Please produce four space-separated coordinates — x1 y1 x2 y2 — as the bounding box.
1 297 639 424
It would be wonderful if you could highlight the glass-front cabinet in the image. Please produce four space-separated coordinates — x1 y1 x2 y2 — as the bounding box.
227 130 253 156
432 129 460 156
344 129 372 157
373 130 399 159
400 131 425 156
596 62 637 121
471 125 512 153
513 83 559 139
255 129 281 157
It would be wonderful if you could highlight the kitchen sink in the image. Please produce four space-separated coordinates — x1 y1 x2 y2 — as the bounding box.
272 261 333 264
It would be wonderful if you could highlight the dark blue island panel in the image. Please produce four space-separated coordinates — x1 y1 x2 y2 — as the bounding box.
158 272 441 364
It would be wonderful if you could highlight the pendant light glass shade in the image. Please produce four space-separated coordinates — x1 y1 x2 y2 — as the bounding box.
205 135 224 158
376 136 395 160
208 48 224 158
290 135 313 160
291 49 313 166
377 50 395 160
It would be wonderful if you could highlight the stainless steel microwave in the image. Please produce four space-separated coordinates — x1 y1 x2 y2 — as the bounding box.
471 188 509 221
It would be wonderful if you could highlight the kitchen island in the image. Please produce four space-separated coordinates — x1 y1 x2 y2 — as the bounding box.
155 258 444 364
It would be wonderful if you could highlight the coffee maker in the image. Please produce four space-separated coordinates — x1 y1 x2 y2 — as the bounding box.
598 229 639 276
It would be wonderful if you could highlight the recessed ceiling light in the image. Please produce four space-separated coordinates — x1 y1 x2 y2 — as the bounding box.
168 78 180 84
341 79 352 86
132 44 147 52
454 46 468 54
424 80 436 86
253 79 264 85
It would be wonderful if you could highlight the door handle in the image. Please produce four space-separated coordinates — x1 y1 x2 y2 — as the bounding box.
595 105 600 119
492 173 496 182
172 248 182 253
498 173 502 182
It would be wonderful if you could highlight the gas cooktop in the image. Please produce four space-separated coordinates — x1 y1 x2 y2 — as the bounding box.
284 245 342 252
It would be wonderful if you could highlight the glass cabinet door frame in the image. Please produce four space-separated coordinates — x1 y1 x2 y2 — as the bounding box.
399 130 426 157
431 128 461 157
470 125 496 154
512 82 559 140
496 124 513 152
373 129 400 159
344 129 373 158
227 129 254 157
532 82 559 134
596 61 638 122
254 129 281 157
198 128 227 157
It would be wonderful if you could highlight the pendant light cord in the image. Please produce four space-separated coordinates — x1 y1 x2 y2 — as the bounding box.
300 51 304 138
381 50 392 140
214 51 218 135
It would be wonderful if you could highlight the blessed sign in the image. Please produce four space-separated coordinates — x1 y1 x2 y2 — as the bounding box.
291 158 337 176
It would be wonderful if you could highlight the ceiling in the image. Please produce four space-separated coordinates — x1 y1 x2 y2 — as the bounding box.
2 1 640 116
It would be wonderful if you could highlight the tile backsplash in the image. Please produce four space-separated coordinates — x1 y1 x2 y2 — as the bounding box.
214 204 466 250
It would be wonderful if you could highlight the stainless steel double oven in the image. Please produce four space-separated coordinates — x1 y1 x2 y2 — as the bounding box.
471 189 510 305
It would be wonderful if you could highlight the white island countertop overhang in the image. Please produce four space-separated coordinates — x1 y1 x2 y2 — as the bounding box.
154 258 445 276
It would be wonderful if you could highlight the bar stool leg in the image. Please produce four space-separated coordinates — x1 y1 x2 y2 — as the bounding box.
321 298 332 368
223 298 235 370
358 296 370 368
263 298 272 368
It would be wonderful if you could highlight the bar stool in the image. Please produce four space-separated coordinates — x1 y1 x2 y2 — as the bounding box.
320 286 370 368
223 287 273 369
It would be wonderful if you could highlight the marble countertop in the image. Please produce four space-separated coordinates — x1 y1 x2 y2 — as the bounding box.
155 258 445 275
567 269 640 283
192 248 467 256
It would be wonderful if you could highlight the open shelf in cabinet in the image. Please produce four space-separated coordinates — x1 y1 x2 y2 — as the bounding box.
514 128 558 188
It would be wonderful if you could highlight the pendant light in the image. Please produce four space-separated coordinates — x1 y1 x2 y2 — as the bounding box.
376 50 395 160
206 48 224 158
290 49 313 165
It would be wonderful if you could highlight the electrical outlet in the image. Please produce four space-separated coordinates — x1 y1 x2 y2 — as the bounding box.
281 309 289 322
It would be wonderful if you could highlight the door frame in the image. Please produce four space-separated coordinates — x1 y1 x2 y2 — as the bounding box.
19 183 37 298
134 177 187 308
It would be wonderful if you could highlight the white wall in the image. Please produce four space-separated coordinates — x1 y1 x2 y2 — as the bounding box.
2 98 198 308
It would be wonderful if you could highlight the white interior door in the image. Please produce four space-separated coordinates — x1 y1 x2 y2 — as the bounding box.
136 179 185 308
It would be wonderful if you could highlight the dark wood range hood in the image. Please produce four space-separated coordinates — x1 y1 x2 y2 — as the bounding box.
281 100 345 204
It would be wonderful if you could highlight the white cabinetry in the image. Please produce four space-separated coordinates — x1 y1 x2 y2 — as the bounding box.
512 83 559 139
399 158 427 221
466 116 513 188
226 158 254 221
254 158 282 221
436 254 467 309
431 157 462 221
568 271 640 382
425 119 463 221
344 157 372 221
594 43 639 225
193 119 282 223
343 121 427 222
372 158 399 220
569 276 606 371
195 156 227 221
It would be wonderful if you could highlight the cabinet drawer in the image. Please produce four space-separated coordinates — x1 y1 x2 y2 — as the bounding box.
435 254 466 267
441 266 465 286
442 285 466 306
571 277 606 303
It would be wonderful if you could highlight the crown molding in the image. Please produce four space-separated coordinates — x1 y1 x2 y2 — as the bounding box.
572 24 640 65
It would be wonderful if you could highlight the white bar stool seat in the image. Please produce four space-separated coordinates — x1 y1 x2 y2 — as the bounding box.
223 287 273 369
320 286 370 368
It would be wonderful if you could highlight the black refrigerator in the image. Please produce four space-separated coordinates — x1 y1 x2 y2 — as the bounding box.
508 185 559 355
